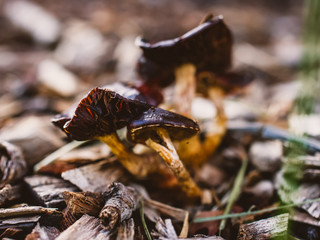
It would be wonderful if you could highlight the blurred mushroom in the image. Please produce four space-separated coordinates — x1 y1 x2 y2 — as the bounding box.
53 87 152 177
0 141 27 188
136 14 232 116
128 107 202 198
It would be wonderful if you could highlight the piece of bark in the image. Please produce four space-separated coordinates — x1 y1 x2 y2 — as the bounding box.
0 227 22 239
56 215 113 240
25 223 60 240
62 160 129 192
63 191 105 218
144 198 189 237
282 155 320 181
61 191 105 229
237 213 289 239
0 116 65 166
99 182 140 230
290 209 320 227
0 184 21 207
0 141 27 187
116 218 135 240
0 215 41 238
154 218 178 240
0 206 61 219
24 175 78 209
38 143 111 175
282 183 320 219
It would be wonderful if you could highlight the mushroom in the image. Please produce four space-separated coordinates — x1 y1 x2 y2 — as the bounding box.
136 14 232 116
53 87 154 177
177 69 253 168
128 107 202 198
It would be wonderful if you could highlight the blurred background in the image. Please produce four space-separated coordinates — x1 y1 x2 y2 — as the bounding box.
0 0 304 127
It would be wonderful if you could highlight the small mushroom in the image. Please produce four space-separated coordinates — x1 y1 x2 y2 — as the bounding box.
53 87 153 177
128 107 202 198
136 14 232 116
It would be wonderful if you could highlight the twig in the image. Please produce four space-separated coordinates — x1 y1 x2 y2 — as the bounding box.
0 206 60 218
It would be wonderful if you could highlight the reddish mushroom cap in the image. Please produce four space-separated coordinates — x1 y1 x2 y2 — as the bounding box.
52 83 156 133
57 87 150 141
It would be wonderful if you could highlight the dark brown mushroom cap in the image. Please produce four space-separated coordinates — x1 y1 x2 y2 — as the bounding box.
136 15 232 87
52 83 153 132
62 88 150 141
196 69 254 95
128 107 200 144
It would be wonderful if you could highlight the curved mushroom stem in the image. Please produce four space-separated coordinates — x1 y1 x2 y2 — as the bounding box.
174 64 196 116
176 87 227 168
145 128 202 198
98 133 151 178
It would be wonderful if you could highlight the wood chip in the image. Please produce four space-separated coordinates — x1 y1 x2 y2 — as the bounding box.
237 213 289 239
0 206 60 219
61 160 130 192
56 215 112 240
0 116 65 166
154 218 178 240
0 184 21 207
24 175 78 209
61 191 104 229
116 218 135 240
38 143 111 175
0 141 27 187
25 223 60 240
99 182 140 230
0 215 41 238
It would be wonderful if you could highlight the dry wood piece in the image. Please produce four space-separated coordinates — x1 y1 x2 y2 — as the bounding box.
24 175 78 209
116 218 134 240
61 160 129 192
99 182 140 230
56 214 112 240
0 215 40 239
0 184 21 207
290 209 320 228
145 198 189 237
237 213 289 239
63 191 105 218
38 143 111 175
25 223 60 240
61 191 105 229
0 116 65 167
0 206 61 218
0 141 27 187
154 218 178 240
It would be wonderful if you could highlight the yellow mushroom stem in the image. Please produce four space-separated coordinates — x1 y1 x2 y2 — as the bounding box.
145 127 202 198
98 133 152 178
174 63 196 117
176 87 227 168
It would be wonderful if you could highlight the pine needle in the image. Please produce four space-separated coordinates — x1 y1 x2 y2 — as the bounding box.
194 197 320 223
140 199 152 240
219 157 248 234
33 140 88 172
